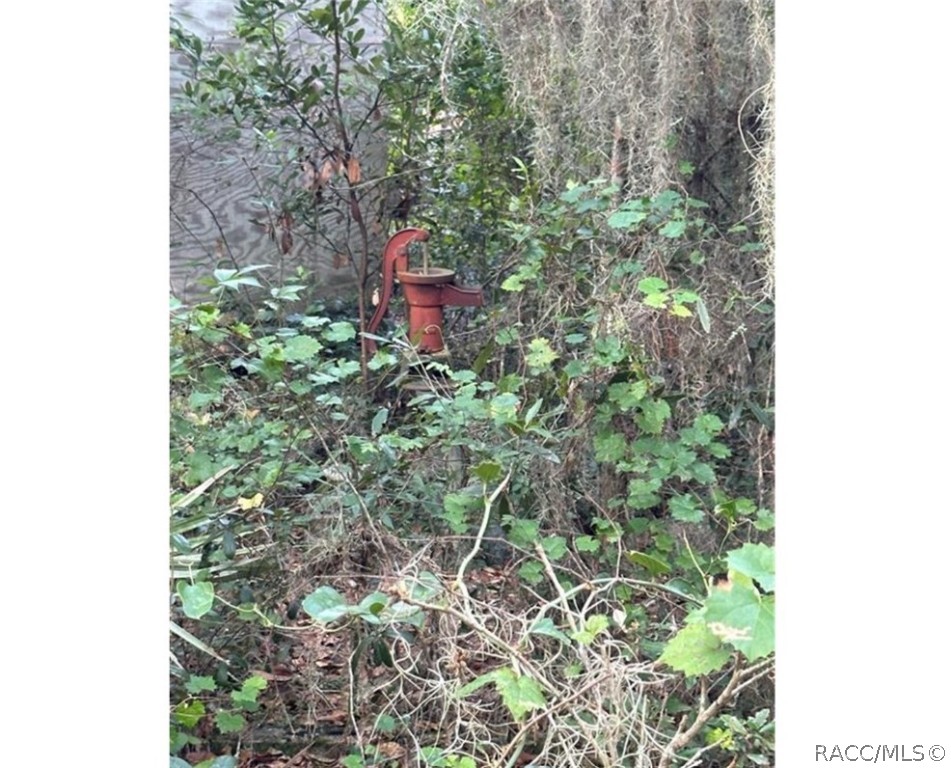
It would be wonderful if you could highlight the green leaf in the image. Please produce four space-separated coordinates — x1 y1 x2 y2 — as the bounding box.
209 758 238 768
670 303 692 318
541 535 568 561
185 675 217 694
529 617 571 644
370 407 389 436
636 398 671 434
608 380 649 409
626 477 662 509
727 543 775 592
173 699 205 728
375 713 398 733
171 758 192 768
637 276 669 294
517 560 543 584
625 550 672 575
571 614 611 645
659 219 687 238
283 334 322 362
507 519 539 549
214 710 246 734
472 460 503 483
443 492 480 534
301 586 349 623
643 292 669 309
574 535 600 553
323 321 357 342
607 209 648 229
525 337 559 369
659 620 733 675
593 430 628 463
669 494 704 523
705 582 775 660
492 667 547 721
178 581 215 619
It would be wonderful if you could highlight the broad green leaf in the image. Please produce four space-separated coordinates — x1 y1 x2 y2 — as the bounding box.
472 460 502 483
529 617 571 644
638 276 669 294
607 209 648 229
214 710 246 734
652 189 683 213
517 560 544 584
626 477 662 509
173 699 205 728
669 494 704 523
492 667 547 721
232 676 266 708
525 337 559 369
574 535 600 553
506 518 539 548
572 614 611 645
171 758 192 768
443 492 480 534
607 380 649 409
625 550 672 575
643 292 669 309
541 535 568 560
178 581 215 619
636 398 671 434
355 591 389 619
594 431 627 463
209 758 238 768
705 582 775 660
659 620 733 675
283 334 322 362
323 321 357 342
670 303 693 318
185 675 217 694
659 219 687 238
301 586 349 623
727 543 775 593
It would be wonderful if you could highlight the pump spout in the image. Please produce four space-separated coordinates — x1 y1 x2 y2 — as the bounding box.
440 283 484 308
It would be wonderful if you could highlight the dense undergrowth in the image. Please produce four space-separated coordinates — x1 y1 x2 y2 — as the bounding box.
170 2 774 767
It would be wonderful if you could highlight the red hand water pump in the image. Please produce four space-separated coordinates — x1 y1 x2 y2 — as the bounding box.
365 227 484 354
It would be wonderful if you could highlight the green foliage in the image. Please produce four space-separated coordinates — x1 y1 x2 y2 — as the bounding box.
660 543 776 674
456 666 547 722
170 673 268 758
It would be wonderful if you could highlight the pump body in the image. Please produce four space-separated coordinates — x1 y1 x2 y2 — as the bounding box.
366 228 484 354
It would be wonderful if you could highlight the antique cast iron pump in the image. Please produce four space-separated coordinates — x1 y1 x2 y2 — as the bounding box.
366 227 484 354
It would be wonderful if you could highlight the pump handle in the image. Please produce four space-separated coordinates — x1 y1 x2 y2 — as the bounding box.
365 227 430 354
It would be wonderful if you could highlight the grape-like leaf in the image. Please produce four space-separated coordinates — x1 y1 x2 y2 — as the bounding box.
301 586 349 623
178 581 215 619
659 621 733 676
727 543 775 593
283 334 322 362
705 581 775 660
214 711 246 734
185 675 217 694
